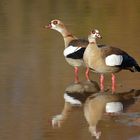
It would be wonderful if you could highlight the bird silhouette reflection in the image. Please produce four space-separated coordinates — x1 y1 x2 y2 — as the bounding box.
51 81 140 139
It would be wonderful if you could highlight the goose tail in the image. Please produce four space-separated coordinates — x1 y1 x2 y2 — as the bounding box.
134 65 140 72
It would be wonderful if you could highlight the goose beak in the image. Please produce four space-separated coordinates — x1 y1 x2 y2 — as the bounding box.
97 34 102 39
44 23 52 29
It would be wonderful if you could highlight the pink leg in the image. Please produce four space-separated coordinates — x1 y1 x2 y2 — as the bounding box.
74 66 79 83
100 74 104 92
111 73 116 93
85 67 90 81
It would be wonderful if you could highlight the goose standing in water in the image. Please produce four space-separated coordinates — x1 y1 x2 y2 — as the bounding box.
84 29 140 93
44 19 89 83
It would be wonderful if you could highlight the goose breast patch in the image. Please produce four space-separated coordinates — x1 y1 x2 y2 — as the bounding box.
105 54 123 66
63 46 82 56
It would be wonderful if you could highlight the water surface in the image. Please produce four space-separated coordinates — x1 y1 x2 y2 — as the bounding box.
0 0 140 140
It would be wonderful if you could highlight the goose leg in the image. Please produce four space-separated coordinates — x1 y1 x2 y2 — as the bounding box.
100 74 104 92
111 73 116 93
74 66 79 83
85 67 90 81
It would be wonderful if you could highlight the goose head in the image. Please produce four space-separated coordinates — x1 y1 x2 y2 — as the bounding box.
44 19 65 33
88 29 102 43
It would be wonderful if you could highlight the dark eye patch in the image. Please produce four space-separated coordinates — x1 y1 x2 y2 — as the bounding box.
53 20 58 25
91 30 95 34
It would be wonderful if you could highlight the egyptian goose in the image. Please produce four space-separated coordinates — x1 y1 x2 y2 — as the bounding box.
84 29 140 93
44 19 89 83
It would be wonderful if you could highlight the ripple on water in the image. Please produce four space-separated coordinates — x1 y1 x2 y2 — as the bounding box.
115 112 140 126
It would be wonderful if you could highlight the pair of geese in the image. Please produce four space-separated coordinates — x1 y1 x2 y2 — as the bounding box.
45 19 140 93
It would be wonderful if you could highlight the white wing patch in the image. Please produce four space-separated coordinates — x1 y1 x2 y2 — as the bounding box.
105 54 123 66
106 102 123 113
64 93 82 106
63 46 81 56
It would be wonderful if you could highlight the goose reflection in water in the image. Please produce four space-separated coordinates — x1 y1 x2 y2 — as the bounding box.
51 81 140 139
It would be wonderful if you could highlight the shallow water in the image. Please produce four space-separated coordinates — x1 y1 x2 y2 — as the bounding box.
0 0 140 140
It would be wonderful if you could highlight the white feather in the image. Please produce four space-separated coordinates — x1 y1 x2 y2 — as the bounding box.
64 93 82 106
106 102 123 113
105 54 123 66
51 24 63 33
63 46 81 56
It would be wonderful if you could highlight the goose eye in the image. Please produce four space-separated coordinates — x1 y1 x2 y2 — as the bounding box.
53 20 58 25
91 30 95 34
